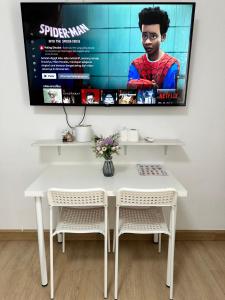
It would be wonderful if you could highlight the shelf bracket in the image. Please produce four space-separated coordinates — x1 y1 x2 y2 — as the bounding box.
123 146 127 155
164 146 168 155
57 146 61 156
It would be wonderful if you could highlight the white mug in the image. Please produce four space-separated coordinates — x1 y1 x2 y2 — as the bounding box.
127 129 139 142
119 128 128 142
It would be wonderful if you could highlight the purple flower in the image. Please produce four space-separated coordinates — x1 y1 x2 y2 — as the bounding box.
104 137 113 145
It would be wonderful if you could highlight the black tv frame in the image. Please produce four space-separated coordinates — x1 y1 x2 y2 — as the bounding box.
20 2 196 107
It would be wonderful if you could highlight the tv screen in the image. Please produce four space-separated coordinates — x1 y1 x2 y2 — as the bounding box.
20 2 195 106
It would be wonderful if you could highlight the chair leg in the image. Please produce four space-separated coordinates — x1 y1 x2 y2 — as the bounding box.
50 233 54 299
169 231 175 299
108 227 110 252
167 234 171 287
57 233 62 243
169 207 176 300
158 233 161 253
104 207 108 299
167 206 173 287
153 233 159 243
113 227 116 253
104 234 108 298
114 207 119 299
113 206 116 253
114 234 119 300
62 233 65 253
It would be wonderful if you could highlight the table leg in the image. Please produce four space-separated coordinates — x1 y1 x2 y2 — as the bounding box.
35 197 48 286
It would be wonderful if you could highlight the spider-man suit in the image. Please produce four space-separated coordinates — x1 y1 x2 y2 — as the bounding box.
127 53 180 89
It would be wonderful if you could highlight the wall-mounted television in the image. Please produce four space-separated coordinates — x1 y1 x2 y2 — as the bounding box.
21 2 195 106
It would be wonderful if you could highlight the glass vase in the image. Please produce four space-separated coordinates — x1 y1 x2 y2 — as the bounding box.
103 159 114 177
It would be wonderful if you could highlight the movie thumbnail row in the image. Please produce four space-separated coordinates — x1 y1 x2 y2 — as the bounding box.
43 88 157 105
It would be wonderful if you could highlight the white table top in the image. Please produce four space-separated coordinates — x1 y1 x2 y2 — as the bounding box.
24 163 187 198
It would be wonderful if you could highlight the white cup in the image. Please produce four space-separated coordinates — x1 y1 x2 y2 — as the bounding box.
127 129 139 142
119 128 128 142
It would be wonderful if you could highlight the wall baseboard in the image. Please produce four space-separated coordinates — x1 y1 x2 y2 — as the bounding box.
0 230 225 241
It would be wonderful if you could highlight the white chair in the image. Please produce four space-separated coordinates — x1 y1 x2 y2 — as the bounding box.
114 188 177 300
48 188 109 299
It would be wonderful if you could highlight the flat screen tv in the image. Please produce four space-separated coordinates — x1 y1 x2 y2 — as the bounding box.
21 2 195 106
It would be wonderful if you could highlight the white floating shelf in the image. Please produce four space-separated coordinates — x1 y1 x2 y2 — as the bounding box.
32 139 184 155
32 140 91 147
120 139 184 146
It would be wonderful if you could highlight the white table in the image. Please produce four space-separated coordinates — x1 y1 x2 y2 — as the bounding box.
24 163 187 286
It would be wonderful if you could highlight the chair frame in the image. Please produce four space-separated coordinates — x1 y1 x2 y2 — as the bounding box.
114 188 177 300
48 188 108 299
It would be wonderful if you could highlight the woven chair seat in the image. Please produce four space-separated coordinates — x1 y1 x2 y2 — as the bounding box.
119 207 169 235
54 207 105 235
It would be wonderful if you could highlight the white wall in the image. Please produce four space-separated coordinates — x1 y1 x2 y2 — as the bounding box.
0 0 225 230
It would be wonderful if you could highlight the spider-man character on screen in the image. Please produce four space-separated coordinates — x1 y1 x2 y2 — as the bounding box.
128 7 180 90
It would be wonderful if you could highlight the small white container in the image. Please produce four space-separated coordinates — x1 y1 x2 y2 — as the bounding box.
127 129 139 142
75 125 92 142
119 128 128 142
